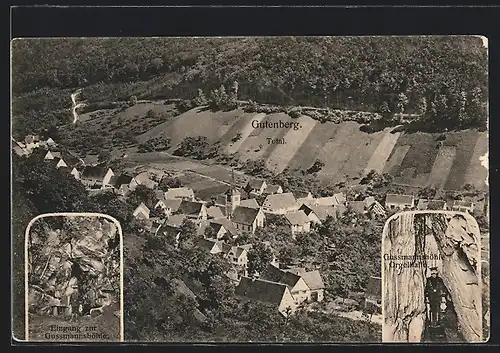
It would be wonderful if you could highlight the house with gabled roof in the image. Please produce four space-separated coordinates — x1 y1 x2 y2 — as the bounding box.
133 202 150 220
178 200 207 220
239 198 260 209
210 217 238 238
246 179 267 196
231 206 265 234
134 171 158 189
80 165 115 188
284 210 311 236
154 198 182 216
260 264 311 305
225 244 252 268
299 204 338 224
11 137 29 156
235 277 297 316
165 187 195 201
44 150 62 160
367 200 387 219
300 270 325 302
385 194 415 210
203 222 228 240
109 174 138 194
197 238 224 254
451 200 474 213
264 184 283 195
262 192 298 214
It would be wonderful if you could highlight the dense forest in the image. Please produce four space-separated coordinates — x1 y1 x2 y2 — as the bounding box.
12 36 488 138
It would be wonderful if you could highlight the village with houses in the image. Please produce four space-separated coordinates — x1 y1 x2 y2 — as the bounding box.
12 132 487 325
11 36 489 342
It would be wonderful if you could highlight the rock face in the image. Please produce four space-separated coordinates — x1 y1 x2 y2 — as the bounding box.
382 211 483 342
28 216 120 316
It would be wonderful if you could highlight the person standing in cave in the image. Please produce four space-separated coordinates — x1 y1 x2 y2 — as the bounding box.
70 288 81 322
424 267 448 327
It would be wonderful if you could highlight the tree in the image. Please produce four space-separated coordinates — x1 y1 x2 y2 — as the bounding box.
178 219 198 249
418 186 437 200
128 185 157 209
379 101 392 122
130 95 138 105
158 175 183 191
247 242 273 276
98 150 112 163
396 92 409 118
417 96 428 115
192 88 208 106
204 225 217 240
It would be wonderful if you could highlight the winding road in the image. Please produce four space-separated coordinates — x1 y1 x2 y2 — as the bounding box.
71 89 86 123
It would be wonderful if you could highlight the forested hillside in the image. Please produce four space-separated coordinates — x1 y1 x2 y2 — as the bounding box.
12 36 488 138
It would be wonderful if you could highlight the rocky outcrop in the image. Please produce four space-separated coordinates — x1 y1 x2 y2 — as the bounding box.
28 216 120 316
383 211 483 342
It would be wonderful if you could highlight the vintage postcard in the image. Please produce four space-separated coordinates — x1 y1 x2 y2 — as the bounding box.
11 36 488 343
382 211 488 343
24 213 123 342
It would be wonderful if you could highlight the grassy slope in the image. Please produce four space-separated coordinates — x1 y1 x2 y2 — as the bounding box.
128 107 487 191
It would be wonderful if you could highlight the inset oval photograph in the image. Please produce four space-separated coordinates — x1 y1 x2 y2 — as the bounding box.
381 211 488 343
25 213 123 342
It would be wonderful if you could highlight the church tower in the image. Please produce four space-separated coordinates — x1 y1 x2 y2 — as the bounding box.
226 168 240 218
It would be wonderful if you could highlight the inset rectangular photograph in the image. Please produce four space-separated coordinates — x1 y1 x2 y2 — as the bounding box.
25 213 123 342
382 211 486 343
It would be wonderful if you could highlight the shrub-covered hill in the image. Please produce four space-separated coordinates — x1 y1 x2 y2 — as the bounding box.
12 36 488 138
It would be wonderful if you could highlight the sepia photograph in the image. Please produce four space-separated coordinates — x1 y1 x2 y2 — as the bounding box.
382 211 487 343
24 213 123 342
11 36 488 343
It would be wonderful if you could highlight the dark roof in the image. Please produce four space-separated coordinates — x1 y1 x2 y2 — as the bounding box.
265 184 282 194
284 210 311 225
292 190 312 199
366 276 381 299
231 206 261 226
81 165 111 180
197 238 219 252
110 174 134 187
418 199 447 210
235 277 288 305
247 179 266 190
260 264 301 288
83 154 100 166
178 200 205 216
348 201 366 214
210 217 238 235
385 194 414 205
